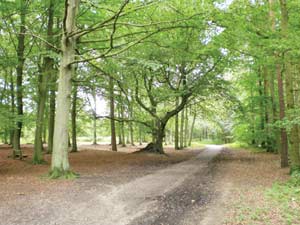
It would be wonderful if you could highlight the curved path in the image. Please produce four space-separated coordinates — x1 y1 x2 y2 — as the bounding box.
2 145 223 225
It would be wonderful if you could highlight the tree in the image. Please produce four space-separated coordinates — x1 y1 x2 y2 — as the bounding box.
50 0 80 178
33 0 56 164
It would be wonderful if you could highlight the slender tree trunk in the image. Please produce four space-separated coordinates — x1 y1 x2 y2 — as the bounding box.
1 73 8 144
258 70 266 148
263 67 273 151
109 76 117 151
50 0 79 178
276 64 289 167
268 0 286 160
184 107 189 147
188 113 196 146
13 0 26 159
279 0 300 172
129 107 134 146
120 99 126 147
117 105 122 145
71 84 78 152
33 0 55 163
47 19 60 154
179 108 185 149
174 98 179 149
10 70 15 146
47 73 56 153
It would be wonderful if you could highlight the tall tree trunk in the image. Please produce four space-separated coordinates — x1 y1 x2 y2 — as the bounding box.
276 64 289 168
279 0 300 172
188 112 196 146
109 76 117 151
263 67 273 151
258 70 266 148
117 105 122 145
179 108 185 149
184 107 189 147
13 0 26 159
33 0 55 163
71 84 78 152
50 0 79 178
47 72 56 153
9 70 15 146
120 98 126 147
174 98 179 149
129 105 134 146
269 0 287 164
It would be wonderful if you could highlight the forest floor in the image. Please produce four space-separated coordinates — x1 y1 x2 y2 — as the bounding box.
0 144 296 225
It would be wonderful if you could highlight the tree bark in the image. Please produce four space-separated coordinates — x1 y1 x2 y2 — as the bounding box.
179 108 185 149
50 0 79 178
9 70 15 146
258 70 266 148
71 83 78 152
109 76 117 151
47 72 56 154
174 97 179 149
279 0 300 172
120 97 126 147
33 0 55 163
276 64 289 168
188 112 196 146
184 107 189 147
13 0 27 159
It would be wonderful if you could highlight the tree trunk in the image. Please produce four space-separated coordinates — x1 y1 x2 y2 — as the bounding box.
47 72 56 153
50 0 79 178
179 108 185 149
184 107 189 147
174 98 179 149
13 0 26 159
120 99 126 147
263 67 273 151
258 70 266 148
276 64 289 168
71 83 78 152
268 0 286 161
188 112 196 146
33 0 55 163
129 108 134 146
9 70 15 146
117 104 122 145
109 76 117 151
279 0 300 172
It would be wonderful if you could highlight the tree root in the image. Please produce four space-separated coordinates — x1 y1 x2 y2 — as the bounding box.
48 168 79 179
134 143 165 154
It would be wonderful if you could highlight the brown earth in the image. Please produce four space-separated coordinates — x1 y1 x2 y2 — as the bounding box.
0 144 295 225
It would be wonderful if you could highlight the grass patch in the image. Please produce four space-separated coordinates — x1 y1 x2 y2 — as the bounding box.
225 142 266 153
265 172 300 225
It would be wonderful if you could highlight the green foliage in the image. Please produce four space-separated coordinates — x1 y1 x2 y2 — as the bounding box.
266 176 300 224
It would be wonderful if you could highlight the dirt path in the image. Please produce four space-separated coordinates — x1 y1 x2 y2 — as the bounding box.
1 145 223 225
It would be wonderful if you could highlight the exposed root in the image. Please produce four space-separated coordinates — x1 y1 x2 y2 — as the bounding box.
48 168 79 179
134 143 165 154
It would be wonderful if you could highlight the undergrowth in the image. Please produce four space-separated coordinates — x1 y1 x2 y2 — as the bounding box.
266 172 300 225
